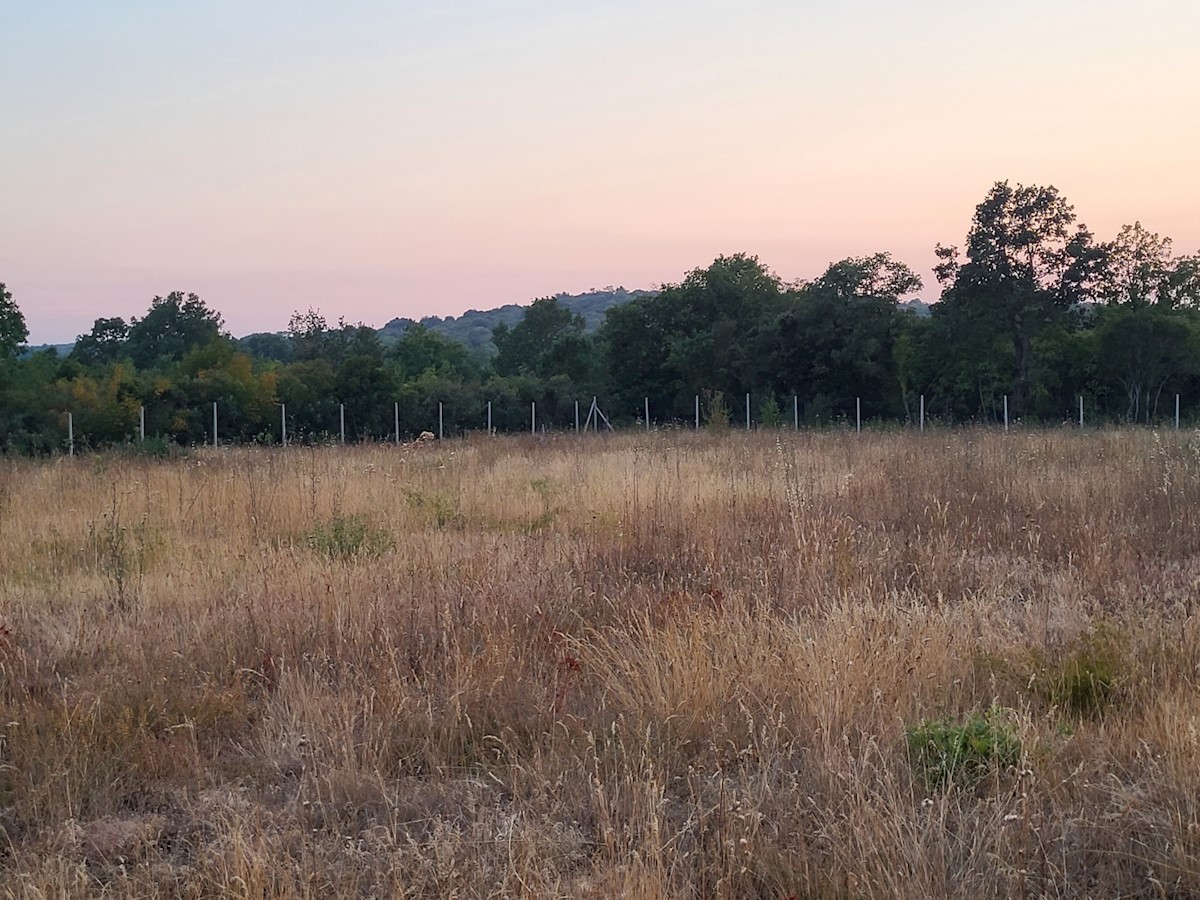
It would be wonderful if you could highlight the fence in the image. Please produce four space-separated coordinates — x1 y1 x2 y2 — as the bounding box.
48 391 1194 456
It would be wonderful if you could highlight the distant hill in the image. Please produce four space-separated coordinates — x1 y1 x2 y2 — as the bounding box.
380 287 654 359
900 299 932 317
20 343 74 358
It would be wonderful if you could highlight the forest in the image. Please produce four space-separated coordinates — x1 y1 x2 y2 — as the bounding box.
2 180 1199 453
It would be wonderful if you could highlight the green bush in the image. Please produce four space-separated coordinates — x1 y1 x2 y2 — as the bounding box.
1036 627 1123 718
906 708 1020 789
760 395 783 428
303 514 393 561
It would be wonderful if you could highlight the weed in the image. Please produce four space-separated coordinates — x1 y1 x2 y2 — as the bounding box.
302 514 393 561
1034 626 1123 718
760 395 783 428
86 491 155 609
906 708 1021 789
527 477 561 531
704 389 731 433
402 486 461 529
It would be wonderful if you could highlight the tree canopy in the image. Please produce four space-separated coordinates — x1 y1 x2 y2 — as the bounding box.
6 181 1200 452
0 283 28 361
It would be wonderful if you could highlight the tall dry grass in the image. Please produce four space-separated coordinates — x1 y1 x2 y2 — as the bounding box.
1 429 1199 897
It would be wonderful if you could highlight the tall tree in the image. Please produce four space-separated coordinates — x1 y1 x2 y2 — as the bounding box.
287 308 332 362
392 324 477 380
765 254 919 421
71 317 130 367
0 283 29 360
1093 305 1198 423
1099 222 1200 309
126 292 226 368
934 181 1102 416
493 297 593 384
808 252 922 303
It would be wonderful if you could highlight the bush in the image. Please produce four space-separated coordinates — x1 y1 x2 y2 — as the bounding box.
1035 627 1123 718
906 708 1021 789
303 514 393 561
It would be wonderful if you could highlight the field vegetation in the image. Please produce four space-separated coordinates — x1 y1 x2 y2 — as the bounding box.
1 429 1199 897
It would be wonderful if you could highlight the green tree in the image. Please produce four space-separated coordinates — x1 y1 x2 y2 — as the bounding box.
127 292 226 368
1093 304 1198 423
0 282 29 360
807 252 922 302
934 181 1103 417
0 349 64 453
600 254 790 420
238 332 294 363
764 254 919 422
335 328 395 439
392 324 478 380
597 299 672 416
493 297 594 384
287 308 332 362
71 317 130 367
1099 222 1200 309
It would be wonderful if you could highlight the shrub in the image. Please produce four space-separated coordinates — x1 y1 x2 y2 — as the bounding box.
303 514 392 561
906 708 1021 789
1035 627 1123 718
760 395 783 428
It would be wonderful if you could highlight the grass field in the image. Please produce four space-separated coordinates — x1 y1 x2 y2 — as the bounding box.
2 429 1200 898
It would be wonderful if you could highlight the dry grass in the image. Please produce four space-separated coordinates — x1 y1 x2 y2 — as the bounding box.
1 429 1200 898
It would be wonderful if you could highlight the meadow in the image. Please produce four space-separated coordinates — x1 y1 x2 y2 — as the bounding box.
1 429 1199 898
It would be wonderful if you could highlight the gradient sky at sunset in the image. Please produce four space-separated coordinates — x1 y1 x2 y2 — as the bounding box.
5 0 1198 343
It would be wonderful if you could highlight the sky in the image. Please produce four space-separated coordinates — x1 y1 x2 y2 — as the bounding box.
4 0 1198 344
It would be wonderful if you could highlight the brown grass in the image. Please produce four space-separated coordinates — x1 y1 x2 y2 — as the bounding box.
1 429 1200 897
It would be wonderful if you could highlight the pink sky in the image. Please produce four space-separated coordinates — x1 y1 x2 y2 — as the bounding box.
4 1 1198 343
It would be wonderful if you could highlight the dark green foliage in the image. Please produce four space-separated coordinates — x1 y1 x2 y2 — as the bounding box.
127 292 226 368
237 332 294 363
71 317 130 367
493 297 594 385
8 181 1200 454
0 283 29 361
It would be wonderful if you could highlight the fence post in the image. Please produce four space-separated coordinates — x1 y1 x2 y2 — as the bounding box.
438 402 444 440
531 401 536 435
339 403 345 444
793 395 798 430
281 403 287 447
644 397 650 432
1003 395 1009 432
487 400 492 435
745 393 751 430
695 394 700 429
394 401 400 445
919 395 925 433
575 400 579 432
213 402 218 448
1079 396 1084 428
1176 394 1181 430
68 412 74 457
856 397 861 434
139 406 145 442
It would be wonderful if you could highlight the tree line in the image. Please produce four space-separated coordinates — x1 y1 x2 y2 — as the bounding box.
2 180 1199 453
